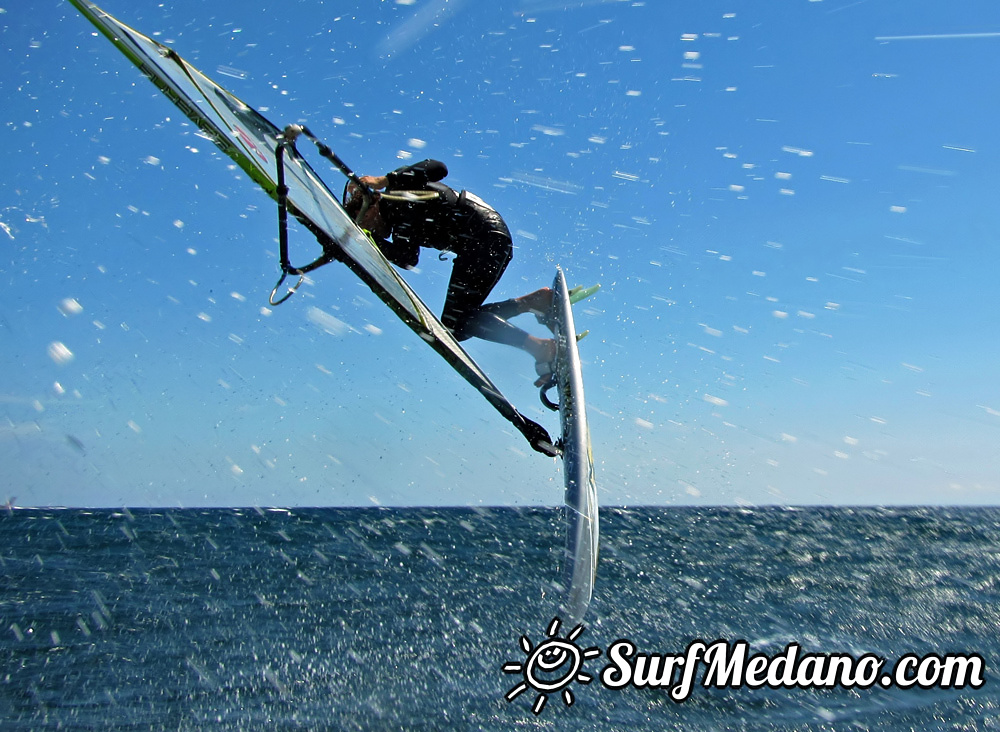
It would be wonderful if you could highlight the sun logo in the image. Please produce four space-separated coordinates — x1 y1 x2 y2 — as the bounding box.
502 617 602 715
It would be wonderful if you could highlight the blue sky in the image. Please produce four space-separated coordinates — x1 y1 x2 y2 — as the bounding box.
3 0 1000 507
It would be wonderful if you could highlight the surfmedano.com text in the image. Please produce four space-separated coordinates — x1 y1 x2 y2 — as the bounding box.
600 639 985 702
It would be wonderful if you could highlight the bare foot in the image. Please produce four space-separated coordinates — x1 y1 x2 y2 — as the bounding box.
516 287 553 318
525 336 557 386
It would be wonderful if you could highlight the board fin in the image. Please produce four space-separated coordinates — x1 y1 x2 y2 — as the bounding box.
569 283 601 305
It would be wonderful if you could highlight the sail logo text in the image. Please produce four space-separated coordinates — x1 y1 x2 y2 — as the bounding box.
600 639 985 702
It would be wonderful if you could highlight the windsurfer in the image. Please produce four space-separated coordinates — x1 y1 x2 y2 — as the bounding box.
346 159 557 386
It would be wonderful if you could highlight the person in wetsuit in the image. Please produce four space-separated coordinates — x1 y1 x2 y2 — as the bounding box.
346 159 556 385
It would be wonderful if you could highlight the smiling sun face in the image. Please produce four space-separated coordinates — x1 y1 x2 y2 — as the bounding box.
503 617 603 715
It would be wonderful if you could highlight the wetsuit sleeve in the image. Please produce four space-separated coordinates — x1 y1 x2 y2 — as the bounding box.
371 235 420 269
385 159 448 189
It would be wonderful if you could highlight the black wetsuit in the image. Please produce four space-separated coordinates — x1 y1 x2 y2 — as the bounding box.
373 159 527 347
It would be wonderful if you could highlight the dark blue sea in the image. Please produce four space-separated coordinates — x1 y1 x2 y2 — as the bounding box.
2 506 998 730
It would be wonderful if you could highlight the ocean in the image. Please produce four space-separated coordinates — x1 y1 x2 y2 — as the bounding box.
2 505 997 730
